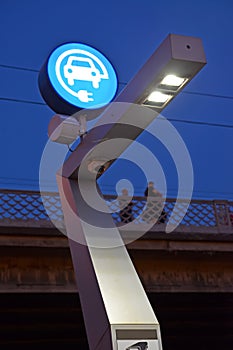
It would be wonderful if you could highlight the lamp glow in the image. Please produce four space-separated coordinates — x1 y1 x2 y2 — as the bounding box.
160 74 185 87
147 91 172 103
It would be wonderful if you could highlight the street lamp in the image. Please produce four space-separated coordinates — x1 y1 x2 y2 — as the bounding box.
39 33 206 350
116 33 206 109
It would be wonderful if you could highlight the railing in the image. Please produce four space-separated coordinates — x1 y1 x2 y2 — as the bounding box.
0 189 232 233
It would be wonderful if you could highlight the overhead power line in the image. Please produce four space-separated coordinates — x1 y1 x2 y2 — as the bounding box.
0 97 233 129
161 117 233 129
0 63 39 73
0 97 46 105
182 90 233 100
1 64 233 128
1 63 233 101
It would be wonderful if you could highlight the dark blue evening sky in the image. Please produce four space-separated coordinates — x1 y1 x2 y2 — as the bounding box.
0 0 232 200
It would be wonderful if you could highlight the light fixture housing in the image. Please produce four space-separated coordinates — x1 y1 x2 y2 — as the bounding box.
116 34 206 111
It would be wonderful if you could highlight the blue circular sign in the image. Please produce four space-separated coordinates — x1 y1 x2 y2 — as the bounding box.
39 43 118 113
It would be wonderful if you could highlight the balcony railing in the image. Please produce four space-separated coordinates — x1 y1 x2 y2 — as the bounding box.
0 189 232 234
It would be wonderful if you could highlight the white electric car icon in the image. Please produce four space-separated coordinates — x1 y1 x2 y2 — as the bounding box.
64 56 102 88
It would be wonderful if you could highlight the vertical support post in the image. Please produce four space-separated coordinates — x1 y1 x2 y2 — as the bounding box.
57 175 163 350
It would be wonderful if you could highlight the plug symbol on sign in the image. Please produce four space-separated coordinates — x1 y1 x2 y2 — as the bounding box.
77 90 94 102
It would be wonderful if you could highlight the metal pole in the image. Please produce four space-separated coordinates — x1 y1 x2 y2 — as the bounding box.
57 175 162 350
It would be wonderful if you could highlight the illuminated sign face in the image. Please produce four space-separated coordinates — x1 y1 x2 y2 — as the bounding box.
38 43 118 114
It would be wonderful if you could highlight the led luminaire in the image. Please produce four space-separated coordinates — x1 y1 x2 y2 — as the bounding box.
147 91 172 103
128 34 207 112
160 74 185 87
